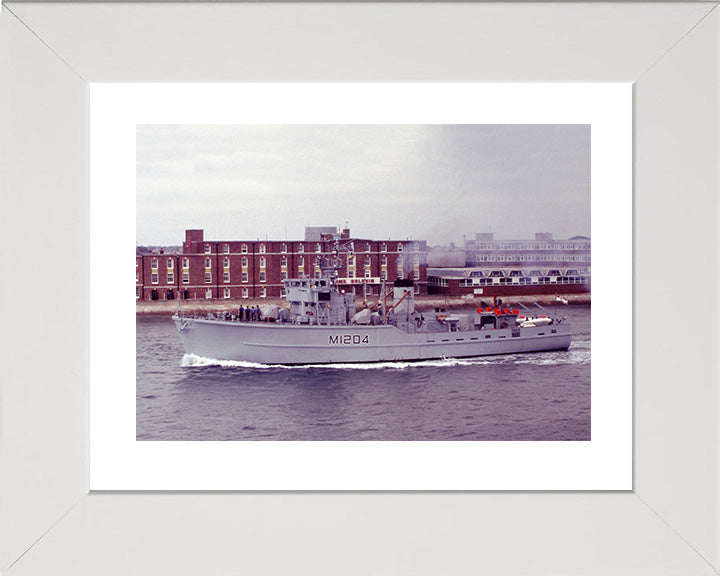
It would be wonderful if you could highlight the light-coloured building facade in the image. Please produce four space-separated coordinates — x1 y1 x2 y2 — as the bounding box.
427 232 591 297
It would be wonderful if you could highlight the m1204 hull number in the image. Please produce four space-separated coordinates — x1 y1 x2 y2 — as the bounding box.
329 334 370 345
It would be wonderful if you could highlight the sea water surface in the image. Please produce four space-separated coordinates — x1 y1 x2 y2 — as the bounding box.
137 305 590 441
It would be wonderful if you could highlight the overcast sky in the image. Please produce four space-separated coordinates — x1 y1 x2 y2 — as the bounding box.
137 124 590 247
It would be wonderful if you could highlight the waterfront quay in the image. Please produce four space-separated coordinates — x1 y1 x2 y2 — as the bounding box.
136 293 590 315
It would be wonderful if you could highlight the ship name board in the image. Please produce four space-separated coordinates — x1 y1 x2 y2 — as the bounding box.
329 334 370 345
336 277 381 285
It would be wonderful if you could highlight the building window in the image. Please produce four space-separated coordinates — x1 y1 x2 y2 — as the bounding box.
241 257 248 268
259 244 266 254
260 287 267 298
167 258 174 269
223 257 230 268
205 272 212 283
167 273 174 284
397 244 403 252
315 243 322 253
223 272 230 283
223 244 229 254
297 244 304 253
365 270 372 278
136 272 139 282
205 288 212 299
241 272 248 283
259 257 266 268
223 288 231 299
205 245 211 254
205 258 211 268
259 271 266 283
298 256 304 267
242 288 249 298
182 258 189 268
381 243 387 252
413 269 420 280
281 243 287 253
280 270 287 280
280 256 288 267
241 244 248 254
151 273 159 284
365 243 371 252
380 270 387 280
151 258 158 269
348 270 354 278
182 272 189 284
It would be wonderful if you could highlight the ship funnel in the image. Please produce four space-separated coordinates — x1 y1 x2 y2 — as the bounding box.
392 278 415 316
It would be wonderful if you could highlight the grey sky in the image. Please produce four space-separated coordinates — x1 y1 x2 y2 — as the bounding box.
137 124 590 246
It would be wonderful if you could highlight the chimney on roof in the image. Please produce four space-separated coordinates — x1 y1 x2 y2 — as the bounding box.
184 229 204 253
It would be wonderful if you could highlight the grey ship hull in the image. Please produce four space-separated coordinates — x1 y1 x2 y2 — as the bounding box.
173 316 572 364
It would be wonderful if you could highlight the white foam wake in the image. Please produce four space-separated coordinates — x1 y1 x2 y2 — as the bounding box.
180 353 491 370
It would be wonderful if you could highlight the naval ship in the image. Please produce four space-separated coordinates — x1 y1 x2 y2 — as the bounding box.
173 244 571 364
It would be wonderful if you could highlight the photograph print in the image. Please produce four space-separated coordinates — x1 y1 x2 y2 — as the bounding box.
136 124 591 442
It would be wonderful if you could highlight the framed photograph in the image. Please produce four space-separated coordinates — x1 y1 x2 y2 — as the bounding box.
2 2 718 575
91 82 630 491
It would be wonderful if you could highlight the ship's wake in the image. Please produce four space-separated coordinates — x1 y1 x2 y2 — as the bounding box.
180 353 493 370
180 345 590 370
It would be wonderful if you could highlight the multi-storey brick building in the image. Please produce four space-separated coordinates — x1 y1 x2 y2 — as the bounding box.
427 232 591 297
137 228 428 301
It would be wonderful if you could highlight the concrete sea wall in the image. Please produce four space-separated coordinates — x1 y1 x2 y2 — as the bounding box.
136 293 590 315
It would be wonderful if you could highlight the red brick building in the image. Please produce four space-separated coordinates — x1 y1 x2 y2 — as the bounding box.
137 228 428 301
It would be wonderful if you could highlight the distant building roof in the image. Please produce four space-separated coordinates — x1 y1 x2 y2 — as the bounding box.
305 226 338 241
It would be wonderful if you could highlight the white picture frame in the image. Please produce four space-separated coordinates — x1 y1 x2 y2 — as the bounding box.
2 2 719 574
